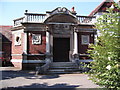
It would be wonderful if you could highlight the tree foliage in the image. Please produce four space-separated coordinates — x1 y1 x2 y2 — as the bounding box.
88 4 120 89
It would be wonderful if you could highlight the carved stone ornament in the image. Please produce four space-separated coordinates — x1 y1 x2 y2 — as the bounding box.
51 7 72 15
54 24 70 30
32 34 42 44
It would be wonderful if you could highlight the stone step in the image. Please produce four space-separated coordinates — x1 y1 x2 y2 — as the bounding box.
51 62 77 67
50 66 78 69
48 71 81 74
51 62 76 65
50 65 78 67
49 69 80 72
47 62 80 74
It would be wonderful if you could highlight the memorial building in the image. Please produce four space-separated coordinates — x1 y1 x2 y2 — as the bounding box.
11 0 119 71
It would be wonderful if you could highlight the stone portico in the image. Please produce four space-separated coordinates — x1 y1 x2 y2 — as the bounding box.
11 7 96 70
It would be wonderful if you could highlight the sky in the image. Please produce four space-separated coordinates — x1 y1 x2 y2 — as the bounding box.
0 0 118 25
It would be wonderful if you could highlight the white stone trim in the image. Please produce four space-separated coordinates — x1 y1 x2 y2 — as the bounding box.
46 31 50 53
11 59 46 63
94 34 98 45
24 32 27 54
12 29 24 34
12 54 45 56
11 54 22 56
73 31 78 54
27 54 45 56
22 60 45 63
79 59 93 62
11 59 22 63
47 22 74 25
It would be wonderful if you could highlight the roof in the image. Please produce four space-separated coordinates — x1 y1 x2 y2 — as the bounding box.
0 26 12 42
89 0 114 16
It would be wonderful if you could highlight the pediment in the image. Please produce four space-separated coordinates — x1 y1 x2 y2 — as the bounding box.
47 7 76 17
44 14 78 24
44 7 78 24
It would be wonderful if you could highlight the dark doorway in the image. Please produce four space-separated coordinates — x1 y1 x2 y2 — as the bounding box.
53 38 70 62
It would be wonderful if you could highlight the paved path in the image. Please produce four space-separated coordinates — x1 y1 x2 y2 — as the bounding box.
0 67 100 88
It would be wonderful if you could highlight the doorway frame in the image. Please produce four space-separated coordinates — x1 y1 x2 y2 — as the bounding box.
50 33 73 62
46 24 75 62
53 37 70 62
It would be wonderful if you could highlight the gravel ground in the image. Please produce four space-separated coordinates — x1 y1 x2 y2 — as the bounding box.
0 67 101 89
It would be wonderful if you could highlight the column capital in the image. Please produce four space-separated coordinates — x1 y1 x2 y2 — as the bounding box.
46 26 51 32
74 27 78 32
45 26 48 31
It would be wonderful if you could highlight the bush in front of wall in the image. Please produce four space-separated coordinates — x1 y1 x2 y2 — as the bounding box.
87 4 120 89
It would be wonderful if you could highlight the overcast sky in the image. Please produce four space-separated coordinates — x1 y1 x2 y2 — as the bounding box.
0 0 118 25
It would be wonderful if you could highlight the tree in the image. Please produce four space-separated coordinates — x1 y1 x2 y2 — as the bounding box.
88 3 120 89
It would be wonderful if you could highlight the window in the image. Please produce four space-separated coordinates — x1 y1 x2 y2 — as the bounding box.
15 34 21 45
32 34 41 44
81 35 89 45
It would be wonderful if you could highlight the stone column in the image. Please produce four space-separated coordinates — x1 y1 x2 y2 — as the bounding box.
23 32 28 61
24 32 27 54
46 30 50 53
73 27 78 54
45 26 51 61
94 34 97 45
69 30 74 62
73 27 79 62
50 34 53 61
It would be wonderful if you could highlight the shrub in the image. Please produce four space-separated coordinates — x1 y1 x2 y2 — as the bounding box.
88 4 120 89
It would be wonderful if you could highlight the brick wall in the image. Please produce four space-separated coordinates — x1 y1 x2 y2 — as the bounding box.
12 33 23 54
78 31 94 60
78 32 94 54
2 42 11 61
28 31 46 54
12 33 24 58
11 30 24 68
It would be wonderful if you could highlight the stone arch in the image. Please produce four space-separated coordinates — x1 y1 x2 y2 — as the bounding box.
44 13 78 24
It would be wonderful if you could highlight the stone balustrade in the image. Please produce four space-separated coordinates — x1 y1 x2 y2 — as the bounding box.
13 13 46 26
77 15 96 24
13 13 96 26
25 13 46 23
13 17 25 26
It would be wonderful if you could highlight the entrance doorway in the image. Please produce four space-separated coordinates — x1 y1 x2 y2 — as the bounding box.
53 38 70 62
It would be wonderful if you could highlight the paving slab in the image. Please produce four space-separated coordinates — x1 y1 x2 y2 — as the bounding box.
0 67 101 88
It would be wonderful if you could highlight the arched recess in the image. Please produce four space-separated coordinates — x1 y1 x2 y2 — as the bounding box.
44 13 79 24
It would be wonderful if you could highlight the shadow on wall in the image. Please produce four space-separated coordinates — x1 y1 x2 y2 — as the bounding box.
2 83 80 89
0 33 11 42
0 33 13 67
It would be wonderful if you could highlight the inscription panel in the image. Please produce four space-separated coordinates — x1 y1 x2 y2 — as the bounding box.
53 24 71 35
